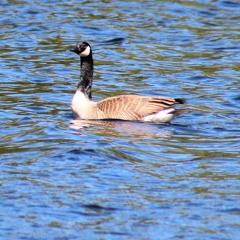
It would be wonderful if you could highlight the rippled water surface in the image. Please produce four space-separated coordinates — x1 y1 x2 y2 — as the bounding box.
1 0 240 239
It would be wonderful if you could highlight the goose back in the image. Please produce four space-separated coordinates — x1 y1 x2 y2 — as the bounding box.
73 93 183 121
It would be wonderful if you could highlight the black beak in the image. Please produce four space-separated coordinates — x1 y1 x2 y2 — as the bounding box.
70 46 80 54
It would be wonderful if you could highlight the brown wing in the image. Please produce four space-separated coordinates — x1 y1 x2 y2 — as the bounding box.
95 94 180 120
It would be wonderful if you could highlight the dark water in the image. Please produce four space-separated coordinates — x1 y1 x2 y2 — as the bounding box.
1 0 240 239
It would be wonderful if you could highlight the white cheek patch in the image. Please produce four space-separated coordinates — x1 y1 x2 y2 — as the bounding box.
80 46 91 57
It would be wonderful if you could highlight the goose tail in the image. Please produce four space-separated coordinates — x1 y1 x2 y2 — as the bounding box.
174 98 186 104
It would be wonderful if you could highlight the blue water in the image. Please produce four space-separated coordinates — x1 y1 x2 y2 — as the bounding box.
0 0 240 239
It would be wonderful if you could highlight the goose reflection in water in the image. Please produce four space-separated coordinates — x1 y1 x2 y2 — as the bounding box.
69 119 174 138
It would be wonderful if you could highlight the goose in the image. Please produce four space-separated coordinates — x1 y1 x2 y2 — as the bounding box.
70 41 189 123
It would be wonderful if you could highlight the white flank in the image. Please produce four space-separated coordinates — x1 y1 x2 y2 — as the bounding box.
143 108 175 123
71 90 94 118
80 46 91 57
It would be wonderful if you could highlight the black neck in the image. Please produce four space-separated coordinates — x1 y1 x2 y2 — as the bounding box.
77 53 93 100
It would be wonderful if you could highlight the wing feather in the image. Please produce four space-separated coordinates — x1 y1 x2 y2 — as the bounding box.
94 95 180 120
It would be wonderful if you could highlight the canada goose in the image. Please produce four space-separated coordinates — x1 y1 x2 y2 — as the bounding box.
70 41 189 123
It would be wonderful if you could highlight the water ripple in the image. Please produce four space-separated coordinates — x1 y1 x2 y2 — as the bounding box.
0 0 240 239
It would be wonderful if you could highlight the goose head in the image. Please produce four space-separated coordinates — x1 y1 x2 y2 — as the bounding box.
70 41 91 57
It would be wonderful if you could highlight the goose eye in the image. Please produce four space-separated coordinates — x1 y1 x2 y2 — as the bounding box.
81 47 86 52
